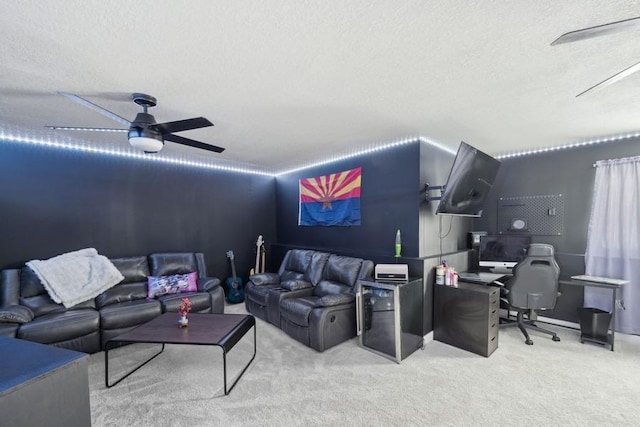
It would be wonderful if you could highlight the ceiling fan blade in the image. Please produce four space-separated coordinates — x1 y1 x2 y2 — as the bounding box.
45 126 128 132
149 117 213 135
551 16 640 45
163 133 225 153
58 92 131 127
576 60 640 97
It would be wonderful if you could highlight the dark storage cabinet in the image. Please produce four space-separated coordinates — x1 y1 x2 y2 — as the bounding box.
356 278 424 363
434 282 500 357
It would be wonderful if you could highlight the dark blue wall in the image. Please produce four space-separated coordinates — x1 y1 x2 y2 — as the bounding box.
274 141 421 262
0 141 276 282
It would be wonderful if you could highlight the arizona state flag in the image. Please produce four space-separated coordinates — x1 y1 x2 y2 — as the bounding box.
299 167 362 226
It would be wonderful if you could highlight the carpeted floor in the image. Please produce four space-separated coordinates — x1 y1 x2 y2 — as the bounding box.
88 303 640 426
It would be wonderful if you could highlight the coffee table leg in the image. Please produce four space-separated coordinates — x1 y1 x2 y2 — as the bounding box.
223 323 257 395
105 343 165 388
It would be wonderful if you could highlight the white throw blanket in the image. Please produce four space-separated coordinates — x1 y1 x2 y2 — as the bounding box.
26 248 124 308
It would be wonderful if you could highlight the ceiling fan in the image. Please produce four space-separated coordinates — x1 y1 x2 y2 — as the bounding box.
551 16 640 97
46 92 224 153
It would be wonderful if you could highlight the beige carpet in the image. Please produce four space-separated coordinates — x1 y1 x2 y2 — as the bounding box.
88 303 640 426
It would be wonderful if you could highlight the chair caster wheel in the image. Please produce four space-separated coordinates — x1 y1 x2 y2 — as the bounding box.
526 339 533 345
552 336 560 342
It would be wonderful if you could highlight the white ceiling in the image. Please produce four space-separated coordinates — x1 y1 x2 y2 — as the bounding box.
1 1 640 173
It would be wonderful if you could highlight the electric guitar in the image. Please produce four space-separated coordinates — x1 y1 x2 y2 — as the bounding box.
225 250 244 304
249 235 263 276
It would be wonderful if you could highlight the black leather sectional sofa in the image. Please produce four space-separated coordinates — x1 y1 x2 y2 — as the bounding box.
0 252 225 353
245 249 373 352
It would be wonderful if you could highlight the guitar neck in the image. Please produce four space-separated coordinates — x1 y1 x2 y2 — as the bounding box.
230 259 238 281
254 248 260 272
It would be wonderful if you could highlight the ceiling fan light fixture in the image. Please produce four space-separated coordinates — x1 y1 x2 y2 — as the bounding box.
128 128 164 153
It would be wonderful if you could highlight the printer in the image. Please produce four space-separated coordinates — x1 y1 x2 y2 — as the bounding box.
374 264 409 283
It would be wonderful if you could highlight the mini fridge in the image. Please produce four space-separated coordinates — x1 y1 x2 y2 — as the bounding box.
356 278 424 363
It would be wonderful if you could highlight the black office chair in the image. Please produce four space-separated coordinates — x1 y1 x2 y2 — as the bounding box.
500 243 561 345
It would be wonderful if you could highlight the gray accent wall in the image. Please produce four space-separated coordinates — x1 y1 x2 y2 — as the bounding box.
475 136 640 322
419 142 472 257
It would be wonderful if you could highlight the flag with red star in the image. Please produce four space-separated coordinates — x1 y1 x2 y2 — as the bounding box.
299 167 362 226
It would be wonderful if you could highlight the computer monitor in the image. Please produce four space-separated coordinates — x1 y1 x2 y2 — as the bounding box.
479 235 531 272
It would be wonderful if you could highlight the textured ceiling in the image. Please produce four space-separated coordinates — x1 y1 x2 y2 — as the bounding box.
1 1 640 173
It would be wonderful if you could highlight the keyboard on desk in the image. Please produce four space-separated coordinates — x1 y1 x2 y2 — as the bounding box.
457 272 509 285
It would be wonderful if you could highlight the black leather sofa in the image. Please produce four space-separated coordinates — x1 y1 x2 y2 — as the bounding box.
0 252 224 353
245 249 373 351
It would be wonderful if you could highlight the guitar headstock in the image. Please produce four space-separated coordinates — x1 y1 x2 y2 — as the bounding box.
256 235 263 247
226 250 234 260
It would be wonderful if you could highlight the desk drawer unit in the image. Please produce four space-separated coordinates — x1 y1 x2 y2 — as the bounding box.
434 282 499 357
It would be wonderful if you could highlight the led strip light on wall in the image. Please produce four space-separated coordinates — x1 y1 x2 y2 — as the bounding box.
275 136 457 176
496 132 640 160
6 126 638 176
0 129 274 177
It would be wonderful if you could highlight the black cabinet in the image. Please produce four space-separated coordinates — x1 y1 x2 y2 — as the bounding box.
356 278 424 363
434 282 500 357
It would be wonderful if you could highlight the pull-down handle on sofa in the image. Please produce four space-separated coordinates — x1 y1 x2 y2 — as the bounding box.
355 288 362 336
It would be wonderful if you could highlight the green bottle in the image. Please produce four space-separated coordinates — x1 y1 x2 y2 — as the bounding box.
395 229 401 258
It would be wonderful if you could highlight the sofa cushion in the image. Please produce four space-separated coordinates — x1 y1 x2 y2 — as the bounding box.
324 255 363 287
147 272 197 299
280 279 313 291
319 293 355 307
285 250 314 273
99 299 162 330
280 297 317 327
314 280 351 298
149 253 199 277
19 294 65 318
19 267 46 298
110 256 149 284
95 281 148 308
304 252 330 286
246 283 279 306
0 323 18 337
248 272 280 286
280 271 306 283
157 292 211 313
0 305 34 324
17 309 100 344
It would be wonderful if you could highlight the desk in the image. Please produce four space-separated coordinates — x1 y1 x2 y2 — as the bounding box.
559 277 627 351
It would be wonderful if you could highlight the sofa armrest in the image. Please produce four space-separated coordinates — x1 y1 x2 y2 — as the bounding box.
249 273 281 286
197 277 222 292
0 305 34 324
280 279 313 291
318 293 355 307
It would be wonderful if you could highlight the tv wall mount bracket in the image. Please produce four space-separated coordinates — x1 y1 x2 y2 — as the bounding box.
424 183 445 201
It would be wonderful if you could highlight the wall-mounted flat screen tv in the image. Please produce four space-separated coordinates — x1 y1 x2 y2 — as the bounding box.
436 141 501 217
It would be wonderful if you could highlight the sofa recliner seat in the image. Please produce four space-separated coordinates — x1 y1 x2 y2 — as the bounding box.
279 254 372 352
0 251 225 353
246 249 373 352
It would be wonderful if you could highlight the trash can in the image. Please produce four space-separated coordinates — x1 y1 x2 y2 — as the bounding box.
578 307 612 341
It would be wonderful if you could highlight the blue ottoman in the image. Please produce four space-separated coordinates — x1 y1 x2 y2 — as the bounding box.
0 337 90 427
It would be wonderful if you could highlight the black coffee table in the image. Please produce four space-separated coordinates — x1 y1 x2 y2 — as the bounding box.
105 313 256 395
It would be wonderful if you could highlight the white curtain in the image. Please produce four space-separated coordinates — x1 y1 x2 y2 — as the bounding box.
585 156 640 334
